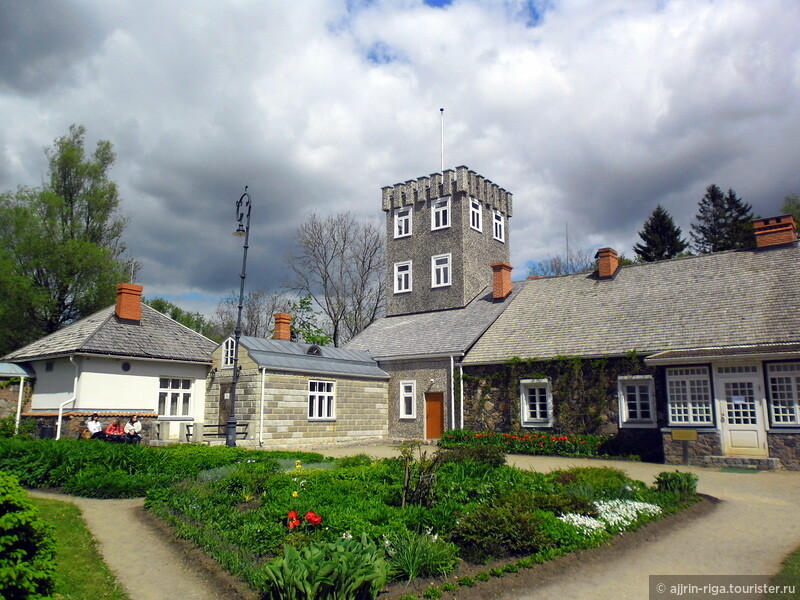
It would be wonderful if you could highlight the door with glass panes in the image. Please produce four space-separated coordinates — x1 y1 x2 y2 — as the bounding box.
717 366 768 457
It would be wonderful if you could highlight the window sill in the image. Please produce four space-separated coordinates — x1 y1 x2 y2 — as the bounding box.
393 290 412 295
522 422 553 428
619 422 658 429
660 426 717 433
431 284 452 289
399 416 417 421
308 418 336 423
394 233 411 239
767 428 800 433
431 226 451 232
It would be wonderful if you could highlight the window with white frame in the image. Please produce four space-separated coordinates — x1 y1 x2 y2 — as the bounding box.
470 198 482 232
431 197 450 230
394 207 412 238
431 253 451 288
493 210 505 242
394 261 412 293
666 367 714 425
158 377 192 417
520 379 553 426
618 376 656 427
399 380 416 419
767 362 800 426
308 380 335 420
222 338 236 367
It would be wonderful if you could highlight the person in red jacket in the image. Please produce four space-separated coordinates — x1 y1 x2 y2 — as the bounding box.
104 419 125 442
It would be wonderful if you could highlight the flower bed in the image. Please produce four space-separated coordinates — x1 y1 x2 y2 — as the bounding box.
439 428 609 457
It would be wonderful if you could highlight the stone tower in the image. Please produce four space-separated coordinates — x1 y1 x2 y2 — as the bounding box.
382 165 513 316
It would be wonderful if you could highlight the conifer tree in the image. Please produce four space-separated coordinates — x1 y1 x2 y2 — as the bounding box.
633 205 688 262
690 184 755 253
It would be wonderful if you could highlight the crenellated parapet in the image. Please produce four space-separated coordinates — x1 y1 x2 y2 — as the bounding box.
381 165 513 217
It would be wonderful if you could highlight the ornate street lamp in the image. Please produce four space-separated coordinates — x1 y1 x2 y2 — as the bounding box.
227 186 252 447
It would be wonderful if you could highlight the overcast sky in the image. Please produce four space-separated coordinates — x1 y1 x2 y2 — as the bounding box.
2 0 799 316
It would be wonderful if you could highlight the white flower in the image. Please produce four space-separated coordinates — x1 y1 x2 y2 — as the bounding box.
342 531 353 540
558 513 605 534
560 500 662 535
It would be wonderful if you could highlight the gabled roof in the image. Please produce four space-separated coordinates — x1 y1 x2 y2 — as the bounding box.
3 305 217 364
463 244 800 365
238 336 388 379
344 283 524 360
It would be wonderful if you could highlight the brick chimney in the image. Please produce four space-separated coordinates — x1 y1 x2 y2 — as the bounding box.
115 283 143 322
273 313 292 341
753 215 797 248
595 247 620 279
491 262 513 300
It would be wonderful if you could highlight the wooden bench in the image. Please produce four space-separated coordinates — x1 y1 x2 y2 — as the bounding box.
184 422 249 442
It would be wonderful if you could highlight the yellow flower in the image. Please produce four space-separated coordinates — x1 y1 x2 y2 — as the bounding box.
292 491 299 498
295 460 302 469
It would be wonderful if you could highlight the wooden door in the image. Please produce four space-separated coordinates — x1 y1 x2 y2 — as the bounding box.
219 383 231 428
425 392 444 439
719 372 768 457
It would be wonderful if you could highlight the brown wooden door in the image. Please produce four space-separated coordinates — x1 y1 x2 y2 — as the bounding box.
425 392 444 439
219 383 231 428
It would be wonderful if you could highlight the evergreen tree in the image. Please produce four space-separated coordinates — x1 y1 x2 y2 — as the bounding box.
690 184 755 253
633 205 688 262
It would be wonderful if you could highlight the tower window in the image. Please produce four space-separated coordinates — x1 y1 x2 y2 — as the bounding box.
394 207 412 238
431 197 450 230
470 198 482 232
493 210 505 242
394 261 412 293
431 254 451 288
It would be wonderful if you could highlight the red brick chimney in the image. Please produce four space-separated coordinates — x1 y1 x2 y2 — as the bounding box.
753 215 797 248
491 262 513 300
595 248 620 279
115 283 143 322
273 313 292 341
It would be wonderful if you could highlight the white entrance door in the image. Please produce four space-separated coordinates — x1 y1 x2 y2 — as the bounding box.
719 370 768 457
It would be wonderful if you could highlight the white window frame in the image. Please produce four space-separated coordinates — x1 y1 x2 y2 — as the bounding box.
469 198 482 232
767 362 800 426
431 253 452 288
394 261 412 294
308 379 335 421
394 207 412 238
520 379 553 427
431 197 451 231
222 338 236 368
617 375 656 428
666 367 714 426
158 377 193 417
493 210 505 242
399 380 416 419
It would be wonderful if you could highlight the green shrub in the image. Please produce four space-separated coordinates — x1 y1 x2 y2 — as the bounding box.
474 572 489 582
654 471 698 498
0 472 56 599
457 576 475 587
335 454 373 468
435 445 506 468
440 582 458 591
439 429 609 457
0 415 37 439
386 530 460 582
422 586 443 599
548 467 647 500
508 490 599 517
449 504 555 563
261 534 389 600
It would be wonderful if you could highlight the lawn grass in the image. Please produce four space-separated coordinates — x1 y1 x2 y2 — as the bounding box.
770 544 800 599
30 496 130 600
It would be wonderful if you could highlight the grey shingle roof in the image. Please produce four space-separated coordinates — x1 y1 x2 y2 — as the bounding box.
240 336 388 379
3 305 217 363
344 283 524 360
463 244 800 365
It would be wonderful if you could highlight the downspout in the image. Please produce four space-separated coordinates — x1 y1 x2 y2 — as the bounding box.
459 365 464 429
14 376 26 435
56 356 80 440
259 368 266 447
450 355 455 430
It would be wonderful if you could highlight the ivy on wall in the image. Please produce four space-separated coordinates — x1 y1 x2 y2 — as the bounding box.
460 351 653 435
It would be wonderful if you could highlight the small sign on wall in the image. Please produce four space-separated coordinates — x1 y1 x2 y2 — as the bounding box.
672 429 698 441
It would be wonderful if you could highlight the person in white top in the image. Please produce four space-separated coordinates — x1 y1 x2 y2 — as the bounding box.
86 413 105 439
124 415 142 444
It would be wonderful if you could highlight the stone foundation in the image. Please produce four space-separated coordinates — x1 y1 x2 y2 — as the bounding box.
767 431 800 470
699 456 781 470
25 413 158 444
662 429 721 466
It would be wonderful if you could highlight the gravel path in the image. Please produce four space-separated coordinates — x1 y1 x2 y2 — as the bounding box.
29 446 800 600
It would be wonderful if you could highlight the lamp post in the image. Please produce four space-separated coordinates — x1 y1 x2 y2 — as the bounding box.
227 186 252 447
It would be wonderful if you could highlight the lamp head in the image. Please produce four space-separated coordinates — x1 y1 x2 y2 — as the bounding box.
233 222 246 237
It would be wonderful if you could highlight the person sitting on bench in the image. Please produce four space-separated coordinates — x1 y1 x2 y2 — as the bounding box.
86 413 105 439
104 418 125 442
124 415 142 444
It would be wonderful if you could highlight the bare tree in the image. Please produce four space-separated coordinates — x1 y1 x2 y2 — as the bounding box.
287 212 385 347
210 288 289 339
528 248 596 277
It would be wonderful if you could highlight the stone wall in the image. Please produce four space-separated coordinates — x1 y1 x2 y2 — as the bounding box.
0 382 24 420
768 432 800 470
662 430 721 466
29 413 158 443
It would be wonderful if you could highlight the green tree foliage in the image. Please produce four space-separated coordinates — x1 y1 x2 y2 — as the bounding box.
287 294 333 346
690 184 755 253
781 194 800 228
0 125 136 354
633 205 688 262
0 472 56 599
144 297 217 341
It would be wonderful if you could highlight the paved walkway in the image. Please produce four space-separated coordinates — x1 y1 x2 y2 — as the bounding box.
30 445 800 600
